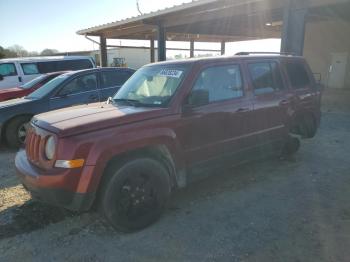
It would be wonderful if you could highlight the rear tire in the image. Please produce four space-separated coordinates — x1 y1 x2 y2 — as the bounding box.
282 135 300 157
5 116 32 148
298 114 317 138
99 158 170 232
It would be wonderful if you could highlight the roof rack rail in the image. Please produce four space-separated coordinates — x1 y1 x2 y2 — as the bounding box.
235 52 296 56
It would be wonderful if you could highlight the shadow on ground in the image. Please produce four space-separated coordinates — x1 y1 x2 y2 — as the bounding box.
0 200 77 240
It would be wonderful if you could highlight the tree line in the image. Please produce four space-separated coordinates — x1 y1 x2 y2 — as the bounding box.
0 45 58 59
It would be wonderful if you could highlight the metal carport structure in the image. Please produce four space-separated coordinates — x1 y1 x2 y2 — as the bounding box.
77 0 350 67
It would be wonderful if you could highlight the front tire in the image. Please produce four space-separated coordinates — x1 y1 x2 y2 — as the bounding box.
99 158 171 232
5 116 32 148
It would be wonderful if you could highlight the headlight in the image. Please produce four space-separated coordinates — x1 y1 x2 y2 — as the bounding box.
45 136 56 160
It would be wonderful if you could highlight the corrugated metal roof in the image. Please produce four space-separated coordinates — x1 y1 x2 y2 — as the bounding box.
77 0 220 35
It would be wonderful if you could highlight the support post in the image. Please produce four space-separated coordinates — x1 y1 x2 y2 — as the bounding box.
150 38 155 63
190 39 195 58
221 41 225 55
157 24 166 61
99 36 107 67
281 0 308 55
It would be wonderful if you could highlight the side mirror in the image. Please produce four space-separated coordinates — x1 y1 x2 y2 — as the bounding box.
186 89 209 107
0 74 3 81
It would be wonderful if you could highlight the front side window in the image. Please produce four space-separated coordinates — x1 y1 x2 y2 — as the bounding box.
56 73 97 96
27 74 70 99
114 65 188 106
248 62 285 95
0 63 17 76
21 63 39 75
191 64 243 104
286 62 310 89
101 70 133 88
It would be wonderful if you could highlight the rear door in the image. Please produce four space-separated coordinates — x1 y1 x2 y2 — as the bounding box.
49 72 99 110
177 63 254 170
245 59 291 153
283 59 321 126
0 63 21 89
98 70 134 100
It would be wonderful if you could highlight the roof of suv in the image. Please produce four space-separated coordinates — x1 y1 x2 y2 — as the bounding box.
146 54 305 68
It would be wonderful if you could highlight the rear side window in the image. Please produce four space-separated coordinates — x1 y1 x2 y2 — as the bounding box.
21 63 39 75
0 63 17 76
286 62 310 89
38 61 56 73
37 59 93 73
100 70 133 89
248 62 285 95
56 60 93 71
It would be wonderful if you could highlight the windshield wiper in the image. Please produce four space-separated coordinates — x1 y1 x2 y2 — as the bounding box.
113 98 143 107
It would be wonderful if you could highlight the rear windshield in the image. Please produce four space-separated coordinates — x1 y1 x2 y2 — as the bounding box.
20 75 47 89
27 74 69 99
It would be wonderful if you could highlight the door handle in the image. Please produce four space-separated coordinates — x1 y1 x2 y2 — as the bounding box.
236 107 249 112
279 100 289 106
18 76 22 82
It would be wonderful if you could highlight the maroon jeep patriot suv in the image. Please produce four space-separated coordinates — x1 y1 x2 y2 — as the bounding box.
15 53 321 232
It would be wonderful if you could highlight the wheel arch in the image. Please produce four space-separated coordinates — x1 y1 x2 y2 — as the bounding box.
1 114 34 143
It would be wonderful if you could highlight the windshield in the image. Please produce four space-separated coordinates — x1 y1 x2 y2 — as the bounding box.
20 75 46 89
113 65 189 107
27 74 69 99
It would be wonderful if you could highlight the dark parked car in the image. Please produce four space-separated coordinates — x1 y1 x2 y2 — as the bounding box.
0 72 67 102
16 54 321 232
0 67 135 147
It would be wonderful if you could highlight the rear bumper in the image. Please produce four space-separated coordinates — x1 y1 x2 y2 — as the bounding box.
15 150 95 212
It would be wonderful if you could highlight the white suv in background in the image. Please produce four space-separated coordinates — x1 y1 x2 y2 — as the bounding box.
0 56 95 89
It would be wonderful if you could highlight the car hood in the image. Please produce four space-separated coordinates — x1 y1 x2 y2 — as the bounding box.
0 97 33 109
33 102 167 137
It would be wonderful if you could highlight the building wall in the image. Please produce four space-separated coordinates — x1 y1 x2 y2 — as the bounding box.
90 47 156 69
303 19 350 88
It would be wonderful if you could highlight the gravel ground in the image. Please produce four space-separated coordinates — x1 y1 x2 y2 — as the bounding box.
0 110 350 262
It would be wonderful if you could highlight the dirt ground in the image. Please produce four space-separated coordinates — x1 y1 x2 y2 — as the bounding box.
1 101 350 261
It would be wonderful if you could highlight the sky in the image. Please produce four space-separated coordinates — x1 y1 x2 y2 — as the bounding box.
0 0 280 55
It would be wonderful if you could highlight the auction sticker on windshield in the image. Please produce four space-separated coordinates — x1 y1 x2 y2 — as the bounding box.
158 69 183 78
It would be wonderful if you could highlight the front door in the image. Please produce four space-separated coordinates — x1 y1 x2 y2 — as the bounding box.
49 72 99 110
177 63 254 171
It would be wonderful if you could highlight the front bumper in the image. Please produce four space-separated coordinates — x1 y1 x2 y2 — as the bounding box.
15 150 95 212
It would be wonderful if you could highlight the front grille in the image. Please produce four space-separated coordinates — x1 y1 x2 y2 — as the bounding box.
26 128 43 165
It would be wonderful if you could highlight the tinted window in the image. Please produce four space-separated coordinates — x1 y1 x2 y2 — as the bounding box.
286 62 310 88
101 70 133 88
37 61 56 73
21 63 39 75
56 59 93 71
57 73 97 96
37 59 93 73
0 63 17 76
192 64 243 103
248 62 284 95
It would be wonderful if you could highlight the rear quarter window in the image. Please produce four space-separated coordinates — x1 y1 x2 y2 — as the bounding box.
286 62 310 89
100 70 133 88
